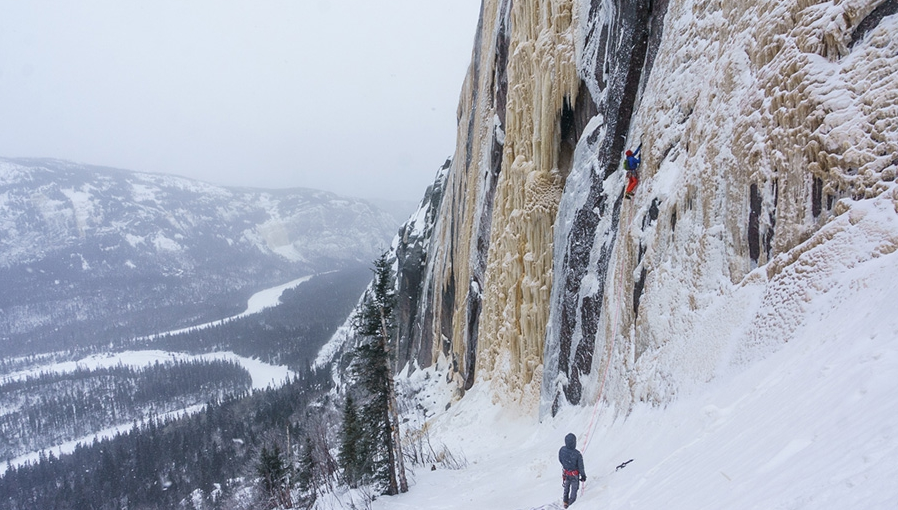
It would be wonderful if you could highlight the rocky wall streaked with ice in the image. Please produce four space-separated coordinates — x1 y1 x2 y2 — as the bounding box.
385 0 898 418
544 0 898 416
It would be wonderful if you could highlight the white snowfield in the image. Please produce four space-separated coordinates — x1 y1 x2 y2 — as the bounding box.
322 196 898 509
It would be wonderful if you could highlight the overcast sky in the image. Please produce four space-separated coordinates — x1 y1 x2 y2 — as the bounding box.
0 1 482 202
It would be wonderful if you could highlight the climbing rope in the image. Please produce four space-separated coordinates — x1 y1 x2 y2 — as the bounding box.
580 193 636 455
576 193 637 497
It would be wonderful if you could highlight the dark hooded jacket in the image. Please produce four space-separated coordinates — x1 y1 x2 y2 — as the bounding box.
558 433 586 477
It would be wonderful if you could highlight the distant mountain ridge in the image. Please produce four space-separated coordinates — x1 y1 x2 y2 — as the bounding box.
0 157 398 356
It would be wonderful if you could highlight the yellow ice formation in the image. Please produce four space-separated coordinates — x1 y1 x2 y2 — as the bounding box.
477 0 577 405
426 0 577 402
478 1 579 402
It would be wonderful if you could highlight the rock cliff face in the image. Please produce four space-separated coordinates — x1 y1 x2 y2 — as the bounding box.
388 0 898 415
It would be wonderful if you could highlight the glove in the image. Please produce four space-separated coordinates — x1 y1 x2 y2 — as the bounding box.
580 474 587 482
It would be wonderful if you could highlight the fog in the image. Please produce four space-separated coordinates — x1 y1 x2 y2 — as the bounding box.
0 0 482 202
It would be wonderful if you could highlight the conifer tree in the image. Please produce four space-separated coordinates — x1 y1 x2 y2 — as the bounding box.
257 445 291 508
297 435 316 505
350 252 408 495
338 394 364 487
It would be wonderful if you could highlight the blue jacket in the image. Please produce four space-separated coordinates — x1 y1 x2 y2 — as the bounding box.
626 146 641 172
558 433 586 477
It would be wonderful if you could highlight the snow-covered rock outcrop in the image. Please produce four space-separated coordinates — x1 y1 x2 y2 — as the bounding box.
544 0 898 416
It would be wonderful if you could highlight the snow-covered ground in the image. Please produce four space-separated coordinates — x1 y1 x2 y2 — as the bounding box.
361 283 895 509
317 198 898 509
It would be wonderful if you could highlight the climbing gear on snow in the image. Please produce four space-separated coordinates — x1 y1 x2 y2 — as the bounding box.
615 459 634 471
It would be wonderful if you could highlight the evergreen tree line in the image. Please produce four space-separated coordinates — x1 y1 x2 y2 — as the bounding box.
216 254 416 507
248 407 343 510
0 367 333 510
0 359 252 461
237 254 415 508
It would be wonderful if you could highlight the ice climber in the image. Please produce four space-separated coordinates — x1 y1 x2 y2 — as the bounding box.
624 146 641 199
558 433 587 508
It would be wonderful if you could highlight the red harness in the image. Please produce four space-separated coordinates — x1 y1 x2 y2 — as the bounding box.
563 469 580 478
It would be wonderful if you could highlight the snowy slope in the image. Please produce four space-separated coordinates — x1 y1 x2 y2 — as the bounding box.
369 294 896 510
349 193 898 509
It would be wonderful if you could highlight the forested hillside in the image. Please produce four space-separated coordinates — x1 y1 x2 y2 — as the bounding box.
0 367 333 510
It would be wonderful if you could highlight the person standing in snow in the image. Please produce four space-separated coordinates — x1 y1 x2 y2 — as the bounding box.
624 146 641 199
558 433 587 508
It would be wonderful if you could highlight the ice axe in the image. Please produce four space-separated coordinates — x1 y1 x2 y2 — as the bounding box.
581 459 634 496
615 459 634 471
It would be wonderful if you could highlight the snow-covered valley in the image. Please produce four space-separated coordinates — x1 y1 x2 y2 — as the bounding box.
140 274 317 340
2 271 314 388
1 347 294 476
0 275 311 475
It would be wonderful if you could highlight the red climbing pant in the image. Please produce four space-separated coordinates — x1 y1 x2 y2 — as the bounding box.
626 175 639 195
